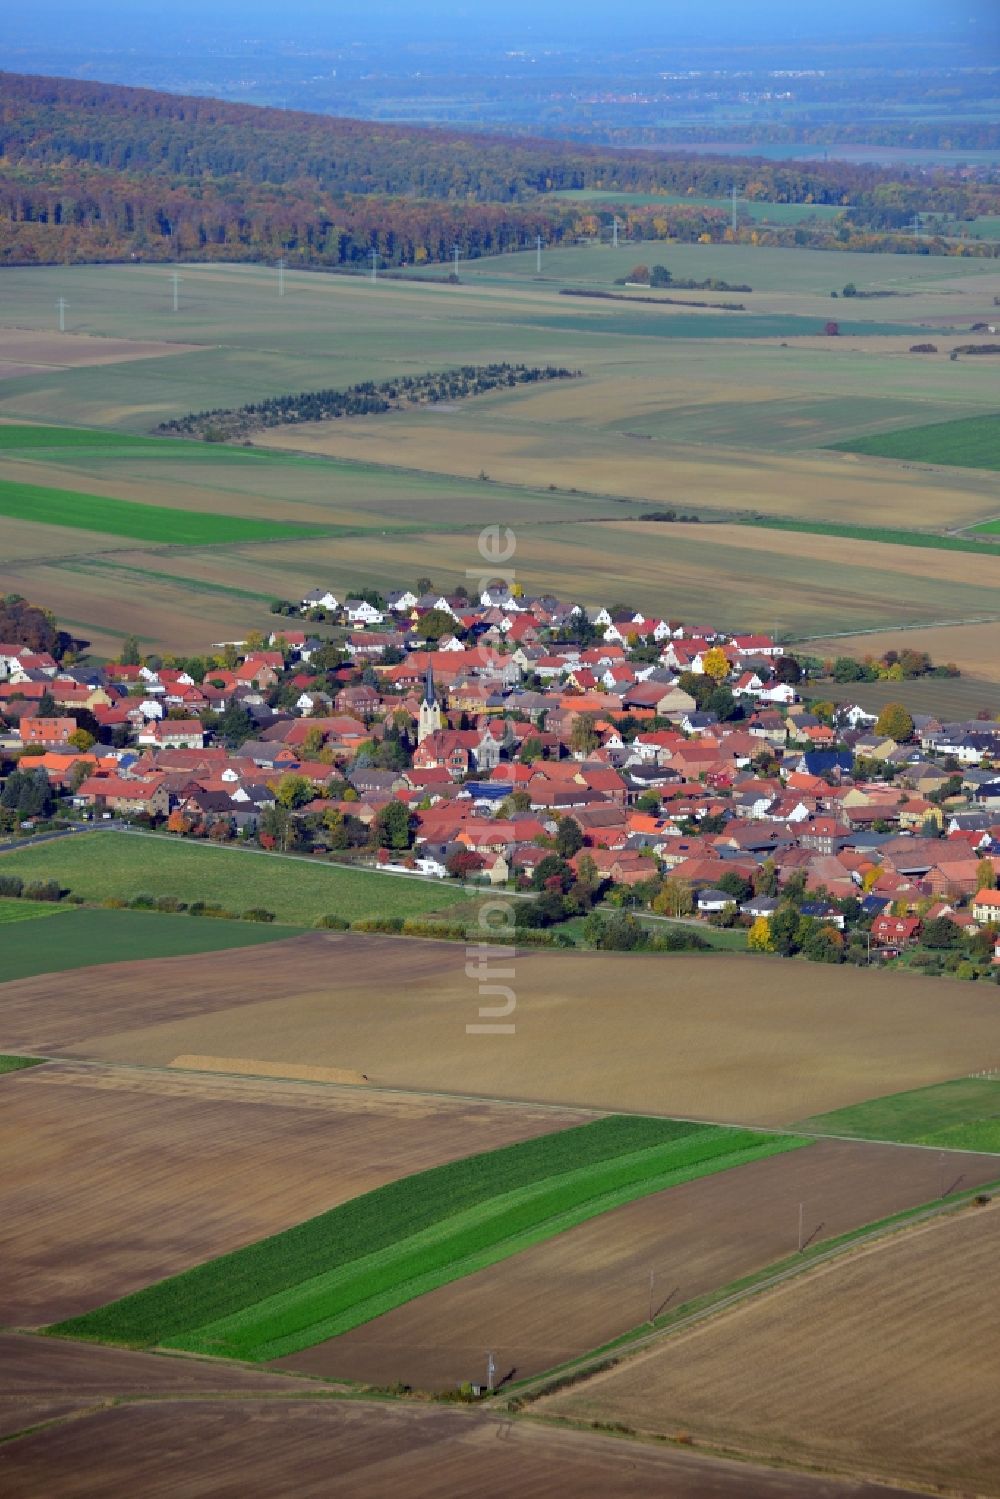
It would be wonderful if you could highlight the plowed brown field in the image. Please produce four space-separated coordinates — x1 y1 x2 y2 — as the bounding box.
278 1137 1000 1389
0 1333 328 1438
543 1203 1000 1497
5 934 999 1126
0 1392 920 1499
0 1060 586 1324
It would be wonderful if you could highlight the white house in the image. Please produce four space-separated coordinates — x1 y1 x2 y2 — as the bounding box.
343 599 385 626
301 588 339 612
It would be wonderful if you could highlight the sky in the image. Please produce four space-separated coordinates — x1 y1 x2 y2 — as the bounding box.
5 0 996 46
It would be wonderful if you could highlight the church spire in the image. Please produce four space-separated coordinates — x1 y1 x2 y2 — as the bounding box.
424 656 436 707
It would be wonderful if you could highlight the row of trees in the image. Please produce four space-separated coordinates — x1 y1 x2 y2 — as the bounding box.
156 364 578 440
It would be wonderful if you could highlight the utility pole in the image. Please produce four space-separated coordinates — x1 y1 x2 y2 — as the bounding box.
732 184 739 232
453 243 461 277
370 247 379 284
486 1351 496 1393
169 270 181 313
536 234 543 274
277 257 286 298
56 298 68 333
797 1202 804 1253
612 215 620 250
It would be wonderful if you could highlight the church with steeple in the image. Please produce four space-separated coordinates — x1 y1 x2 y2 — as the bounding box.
417 658 443 744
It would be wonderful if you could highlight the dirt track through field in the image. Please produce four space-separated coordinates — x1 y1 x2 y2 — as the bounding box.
0 1333 328 1438
542 1204 1000 1497
276 1137 1000 1389
0 1060 587 1324
0 1389 921 1499
6 934 1000 1126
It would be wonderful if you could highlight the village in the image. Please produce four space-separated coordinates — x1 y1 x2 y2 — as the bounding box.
2 584 1000 973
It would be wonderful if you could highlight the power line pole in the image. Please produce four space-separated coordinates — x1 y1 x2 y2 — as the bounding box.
486 1351 496 1393
732 184 739 232
536 234 543 274
453 243 461 277
56 298 68 333
277 258 286 298
370 247 379 284
612 215 620 250
169 270 181 313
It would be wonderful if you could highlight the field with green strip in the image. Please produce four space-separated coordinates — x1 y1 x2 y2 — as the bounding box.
0 906 305 982
829 413 1000 473
742 515 1000 555
800 1077 1000 1153
49 1116 804 1360
0 477 327 545
0 897 67 925
0 833 471 928
0 1053 44 1074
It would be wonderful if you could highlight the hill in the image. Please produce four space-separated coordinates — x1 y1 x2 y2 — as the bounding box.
1 72 997 272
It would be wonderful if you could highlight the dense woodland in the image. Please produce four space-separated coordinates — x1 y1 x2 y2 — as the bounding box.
1 72 998 271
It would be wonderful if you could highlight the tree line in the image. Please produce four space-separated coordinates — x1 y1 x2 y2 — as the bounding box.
155 364 580 440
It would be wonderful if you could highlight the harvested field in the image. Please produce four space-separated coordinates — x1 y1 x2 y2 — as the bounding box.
0 1393 918 1499
0 1333 326 1440
5 935 1000 1127
0 1059 586 1324
56 1118 797 1361
280 1137 1000 1389
0 329 205 369
543 1204 1000 1497
807 621 1000 683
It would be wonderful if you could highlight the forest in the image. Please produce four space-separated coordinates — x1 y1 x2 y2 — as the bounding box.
1 72 998 271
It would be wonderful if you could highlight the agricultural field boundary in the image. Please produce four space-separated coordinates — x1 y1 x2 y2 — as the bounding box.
0 478 329 547
46 1119 804 1361
0 1054 44 1075
507 1182 1000 1406
799 1077 1000 1153
740 514 1000 555
828 412 1000 473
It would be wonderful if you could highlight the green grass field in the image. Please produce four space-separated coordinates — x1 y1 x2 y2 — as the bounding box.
0 1053 44 1074
0 897 68 925
0 906 306 982
0 833 471 928
0 477 328 545
830 413 1000 473
800 1077 1000 1153
49 1116 805 1360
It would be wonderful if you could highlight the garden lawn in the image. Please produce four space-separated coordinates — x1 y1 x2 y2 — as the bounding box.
0 478 327 545
799 1077 1000 1150
829 413 1000 473
48 1116 806 1361
0 907 304 983
0 833 471 928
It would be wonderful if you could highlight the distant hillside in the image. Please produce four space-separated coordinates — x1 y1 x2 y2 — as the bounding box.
1 72 997 271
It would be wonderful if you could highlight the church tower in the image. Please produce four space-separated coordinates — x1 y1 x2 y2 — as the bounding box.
417 657 443 744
